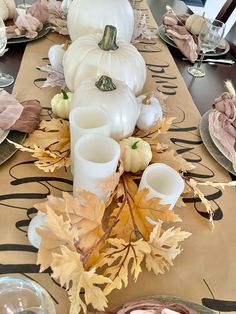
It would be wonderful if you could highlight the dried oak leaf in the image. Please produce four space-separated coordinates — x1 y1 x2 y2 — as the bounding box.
134 117 175 144
24 118 70 153
35 190 105 251
152 150 195 173
51 246 111 314
97 238 150 295
37 208 78 271
111 188 181 242
145 221 191 275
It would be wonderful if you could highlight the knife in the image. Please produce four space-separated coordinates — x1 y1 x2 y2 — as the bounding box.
182 58 235 64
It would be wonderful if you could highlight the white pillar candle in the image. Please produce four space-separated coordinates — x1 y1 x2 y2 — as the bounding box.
73 134 120 201
69 106 111 173
28 212 47 249
139 163 184 210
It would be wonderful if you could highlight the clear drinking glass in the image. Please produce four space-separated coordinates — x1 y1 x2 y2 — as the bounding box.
0 17 14 87
0 275 56 314
187 19 225 78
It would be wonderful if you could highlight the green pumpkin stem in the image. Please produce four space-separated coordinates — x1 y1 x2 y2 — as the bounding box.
61 89 68 100
98 25 119 51
95 75 117 92
131 141 139 149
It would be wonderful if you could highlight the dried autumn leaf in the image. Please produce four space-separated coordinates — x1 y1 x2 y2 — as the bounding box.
111 188 181 241
155 142 169 153
37 208 77 271
97 238 150 295
152 150 195 173
134 117 175 143
24 118 70 153
36 190 105 251
51 246 111 314
145 221 191 275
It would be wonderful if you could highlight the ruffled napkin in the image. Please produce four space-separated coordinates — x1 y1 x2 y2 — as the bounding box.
27 0 49 23
15 13 43 38
162 8 198 63
0 90 41 133
92 299 198 314
209 90 236 171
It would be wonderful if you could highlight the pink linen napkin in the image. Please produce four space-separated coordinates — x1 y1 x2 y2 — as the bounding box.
15 13 43 38
0 90 24 130
10 99 41 133
162 9 198 63
209 91 236 171
27 0 49 24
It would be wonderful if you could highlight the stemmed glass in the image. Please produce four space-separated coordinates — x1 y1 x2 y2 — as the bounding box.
0 17 14 88
187 19 225 78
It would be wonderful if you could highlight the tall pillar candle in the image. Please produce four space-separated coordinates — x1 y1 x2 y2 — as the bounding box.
139 163 185 210
73 134 120 201
69 106 111 173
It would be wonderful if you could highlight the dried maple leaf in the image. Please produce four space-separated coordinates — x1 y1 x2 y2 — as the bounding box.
51 246 111 314
152 150 195 173
155 142 169 153
111 188 181 241
97 238 150 295
145 221 191 275
134 117 175 144
24 118 70 153
37 208 78 271
35 190 105 252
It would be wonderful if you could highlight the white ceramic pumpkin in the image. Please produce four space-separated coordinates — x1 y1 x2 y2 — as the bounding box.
67 0 134 42
63 25 147 95
51 90 73 119
120 137 152 173
136 95 163 130
71 75 140 140
48 44 65 73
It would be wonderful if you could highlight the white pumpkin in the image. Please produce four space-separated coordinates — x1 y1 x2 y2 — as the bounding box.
71 75 140 140
63 25 147 95
0 0 16 21
48 44 65 73
51 89 73 119
120 137 152 173
60 0 72 13
185 13 206 36
67 0 134 42
136 95 163 130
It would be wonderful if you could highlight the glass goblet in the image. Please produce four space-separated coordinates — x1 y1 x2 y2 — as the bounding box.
0 17 15 88
187 19 225 78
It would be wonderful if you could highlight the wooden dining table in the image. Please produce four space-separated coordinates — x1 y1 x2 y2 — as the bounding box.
1 0 236 313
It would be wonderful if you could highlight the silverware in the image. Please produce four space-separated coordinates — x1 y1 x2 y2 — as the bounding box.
182 58 235 65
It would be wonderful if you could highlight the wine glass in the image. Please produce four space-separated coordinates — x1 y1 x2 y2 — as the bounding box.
187 19 225 78
0 17 14 88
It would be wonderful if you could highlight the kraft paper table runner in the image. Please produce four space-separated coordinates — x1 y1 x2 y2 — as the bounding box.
0 1 235 313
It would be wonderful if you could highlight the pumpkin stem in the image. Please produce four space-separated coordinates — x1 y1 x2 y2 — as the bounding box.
142 94 152 105
95 75 117 92
131 141 139 149
98 25 119 51
63 40 70 50
61 89 69 100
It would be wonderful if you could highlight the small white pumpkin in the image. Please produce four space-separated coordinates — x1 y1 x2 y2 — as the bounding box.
67 0 134 42
48 42 69 73
63 25 147 95
51 89 73 119
120 137 152 173
71 75 140 140
137 95 163 130
185 13 206 36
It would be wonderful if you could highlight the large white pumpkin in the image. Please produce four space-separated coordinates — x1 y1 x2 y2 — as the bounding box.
67 0 134 42
71 75 140 140
63 25 147 95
